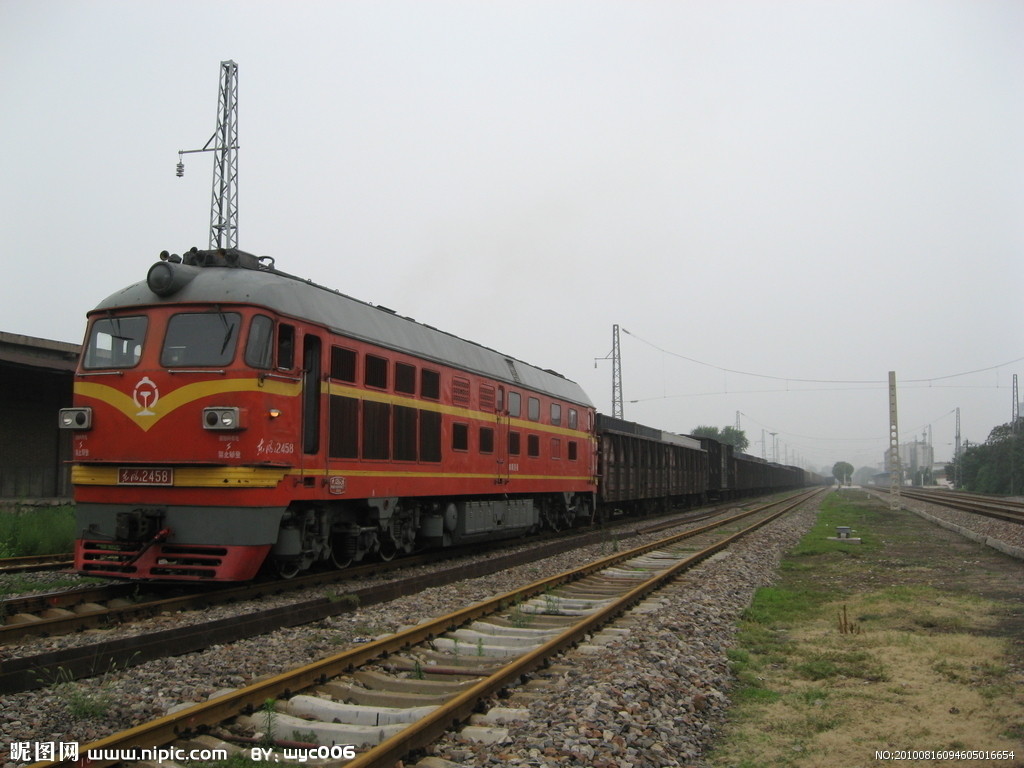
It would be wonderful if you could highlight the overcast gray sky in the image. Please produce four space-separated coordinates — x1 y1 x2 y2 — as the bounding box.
2 0 1021 472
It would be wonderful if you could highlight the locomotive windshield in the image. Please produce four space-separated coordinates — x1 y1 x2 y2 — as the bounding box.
161 311 241 367
83 315 148 369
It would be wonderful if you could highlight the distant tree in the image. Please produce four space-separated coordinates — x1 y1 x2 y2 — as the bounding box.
832 461 854 485
720 426 750 453
947 419 1023 493
690 425 749 453
852 466 876 485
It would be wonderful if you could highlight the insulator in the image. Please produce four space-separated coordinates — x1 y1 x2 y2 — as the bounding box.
176 161 185 177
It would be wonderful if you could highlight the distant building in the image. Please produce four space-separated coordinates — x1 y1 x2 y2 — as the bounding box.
882 438 936 487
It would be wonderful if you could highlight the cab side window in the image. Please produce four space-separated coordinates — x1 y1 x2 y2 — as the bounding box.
277 324 295 370
245 315 274 369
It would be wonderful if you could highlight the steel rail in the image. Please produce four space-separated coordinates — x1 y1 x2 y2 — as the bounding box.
3 510 697 692
0 553 73 574
3 498 767 687
30 488 820 768
876 487 1024 525
1 529 662 694
1 529 591 642
1 498 720 641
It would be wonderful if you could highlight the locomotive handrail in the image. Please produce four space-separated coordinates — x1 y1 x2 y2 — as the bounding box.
260 371 303 382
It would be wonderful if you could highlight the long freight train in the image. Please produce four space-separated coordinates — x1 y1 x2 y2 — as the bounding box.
59 248 818 581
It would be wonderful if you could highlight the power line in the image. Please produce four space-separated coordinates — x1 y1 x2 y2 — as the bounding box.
621 328 1023 386
628 382 1017 405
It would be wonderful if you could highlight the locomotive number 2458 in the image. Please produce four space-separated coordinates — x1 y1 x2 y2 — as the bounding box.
256 439 296 456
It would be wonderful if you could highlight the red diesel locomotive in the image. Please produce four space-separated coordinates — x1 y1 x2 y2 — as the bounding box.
60 248 597 580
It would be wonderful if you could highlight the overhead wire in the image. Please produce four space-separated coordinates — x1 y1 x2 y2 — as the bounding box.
620 328 1023 386
618 329 1014 466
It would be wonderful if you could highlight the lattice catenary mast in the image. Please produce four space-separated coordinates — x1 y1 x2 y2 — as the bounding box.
595 324 624 419
176 60 239 249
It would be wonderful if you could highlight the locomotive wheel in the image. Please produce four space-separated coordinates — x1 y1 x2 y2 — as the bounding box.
541 507 560 532
542 502 570 532
575 496 593 525
330 550 352 570
378 537 397 562
330 533 353 569
276 559 301 579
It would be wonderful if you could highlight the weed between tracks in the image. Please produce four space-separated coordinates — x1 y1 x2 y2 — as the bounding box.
0 505 75 557
707 489 1024 768
40 654 140 720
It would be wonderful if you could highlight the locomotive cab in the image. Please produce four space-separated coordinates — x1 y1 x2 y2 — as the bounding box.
64 252 308 579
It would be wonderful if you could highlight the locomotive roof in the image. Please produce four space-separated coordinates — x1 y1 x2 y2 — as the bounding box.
93 254 594 408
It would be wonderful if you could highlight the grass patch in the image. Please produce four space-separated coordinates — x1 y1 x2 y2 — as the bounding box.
706 491 1024 767
0 504 76 557
787 489 881 558
0 574 94 598
743 584 826 624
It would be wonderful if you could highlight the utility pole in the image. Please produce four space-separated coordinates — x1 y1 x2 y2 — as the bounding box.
888 371 901 510
1012 374 1019 495
1014 374 1020 427
954 407 961 489
177 60 240 249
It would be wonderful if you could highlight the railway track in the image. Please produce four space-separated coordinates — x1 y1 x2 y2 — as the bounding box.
0 553 73 574
1 499 744 693
30 488 822 768
875 487 1024 525
1 499 737 644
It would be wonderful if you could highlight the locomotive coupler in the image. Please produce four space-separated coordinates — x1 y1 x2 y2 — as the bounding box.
115 508 166 541
122 527 172 567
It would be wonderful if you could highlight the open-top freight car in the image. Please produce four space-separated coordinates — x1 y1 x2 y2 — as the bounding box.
595 414 708 515
695 436 813 500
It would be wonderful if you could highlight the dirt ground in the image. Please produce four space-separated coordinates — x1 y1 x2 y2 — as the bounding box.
706 489 1024 768
857 496 1024 653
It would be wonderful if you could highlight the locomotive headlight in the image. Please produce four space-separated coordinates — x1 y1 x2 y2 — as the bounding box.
202 406 247 431
59 407 92 430
147 260 200 297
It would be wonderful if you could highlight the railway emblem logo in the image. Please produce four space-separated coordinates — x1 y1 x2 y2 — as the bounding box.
133 377 160 416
